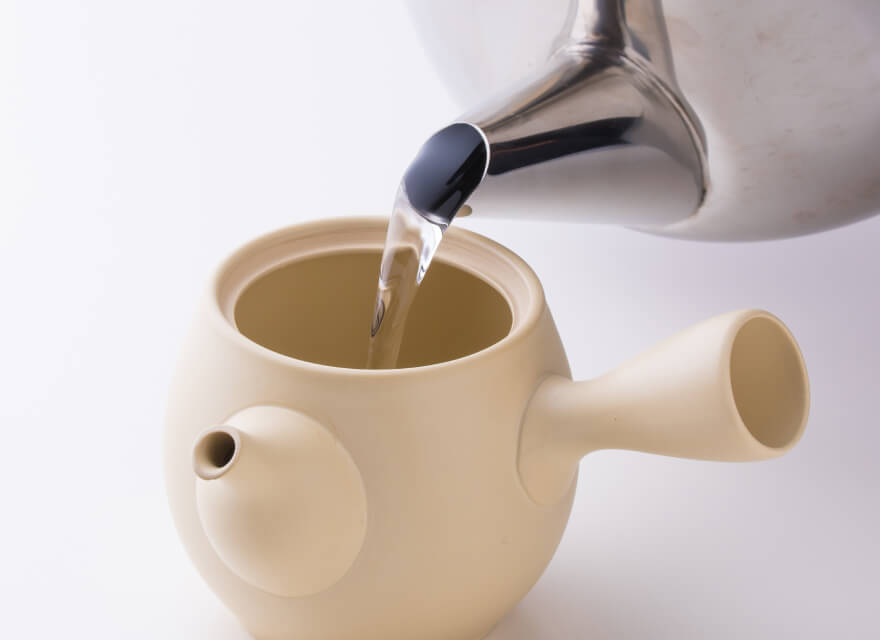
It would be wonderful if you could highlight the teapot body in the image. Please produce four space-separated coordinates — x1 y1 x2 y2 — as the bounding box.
165 218 809 639
164 219 575 640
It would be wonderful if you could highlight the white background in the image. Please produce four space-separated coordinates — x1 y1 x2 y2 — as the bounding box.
1 1 877 638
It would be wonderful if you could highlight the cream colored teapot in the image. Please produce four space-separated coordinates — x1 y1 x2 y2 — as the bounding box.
164 217 809 640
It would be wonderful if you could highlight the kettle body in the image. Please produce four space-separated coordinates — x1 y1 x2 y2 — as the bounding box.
406 0 880 240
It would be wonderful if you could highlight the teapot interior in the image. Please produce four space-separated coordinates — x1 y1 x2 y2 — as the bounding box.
234 250 512 369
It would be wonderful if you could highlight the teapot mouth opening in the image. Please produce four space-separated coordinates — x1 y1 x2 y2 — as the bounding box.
209 217 544 375
193 428 240 480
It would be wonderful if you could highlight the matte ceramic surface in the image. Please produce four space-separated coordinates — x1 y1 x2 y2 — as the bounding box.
164 218 809 639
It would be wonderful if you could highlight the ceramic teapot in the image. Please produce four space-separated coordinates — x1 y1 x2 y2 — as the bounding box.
405 0 880 240
164 217 809 640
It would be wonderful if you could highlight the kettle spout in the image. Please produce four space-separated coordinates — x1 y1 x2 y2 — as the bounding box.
461 0 708 227
192 406 367 597
518 310 810 505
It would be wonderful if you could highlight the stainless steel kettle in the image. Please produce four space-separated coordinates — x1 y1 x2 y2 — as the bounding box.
406 0 880 240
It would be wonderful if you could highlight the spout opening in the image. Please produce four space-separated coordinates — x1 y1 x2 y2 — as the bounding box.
193 428 240 480
729 316 809 450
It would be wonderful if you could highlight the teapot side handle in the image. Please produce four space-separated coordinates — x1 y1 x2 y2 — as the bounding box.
518 309 810 505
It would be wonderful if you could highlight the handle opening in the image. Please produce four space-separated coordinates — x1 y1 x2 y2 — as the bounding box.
730 316 809 449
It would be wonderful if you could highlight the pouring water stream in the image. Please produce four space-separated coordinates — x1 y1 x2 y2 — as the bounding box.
366 123 488 369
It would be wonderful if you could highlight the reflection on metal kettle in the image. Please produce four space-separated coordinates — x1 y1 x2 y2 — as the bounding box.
406 0 880 240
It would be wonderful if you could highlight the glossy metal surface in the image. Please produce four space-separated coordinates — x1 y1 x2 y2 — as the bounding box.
407 0 880 239
463 0 708 227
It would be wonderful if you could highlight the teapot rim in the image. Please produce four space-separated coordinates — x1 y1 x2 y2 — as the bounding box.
205 216 546 378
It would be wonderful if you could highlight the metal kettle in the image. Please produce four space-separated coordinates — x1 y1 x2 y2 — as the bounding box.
405 0 880 240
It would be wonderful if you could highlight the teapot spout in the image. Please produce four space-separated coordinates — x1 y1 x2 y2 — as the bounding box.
191 406 368 597
192 427 241 481
518 310 809 505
